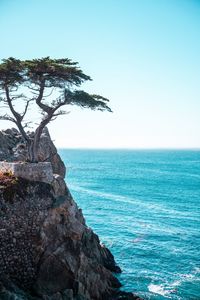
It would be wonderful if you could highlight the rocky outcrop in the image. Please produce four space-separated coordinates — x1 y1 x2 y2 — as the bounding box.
0 178 122 299
0 127 66 177
0 128 142 300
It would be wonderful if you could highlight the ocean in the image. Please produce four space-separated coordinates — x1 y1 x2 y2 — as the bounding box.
58 149 200 300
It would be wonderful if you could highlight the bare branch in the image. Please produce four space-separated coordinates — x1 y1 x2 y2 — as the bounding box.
52 110 69 117
5 86 22 121
23 121 32 129
43 87 55 98
50 110 69 121
35 80 54 114
9 86 18 92
27 85 40 91
21 98 34 119
30 90 41 96
0 96 7 104
0 113 17 124
11 94 26 100
4 85 29 142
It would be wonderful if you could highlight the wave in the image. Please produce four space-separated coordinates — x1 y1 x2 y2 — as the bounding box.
62 150 200 300
69 184 197 219
148 284 173 297
178 268 200 283
148 267 200 298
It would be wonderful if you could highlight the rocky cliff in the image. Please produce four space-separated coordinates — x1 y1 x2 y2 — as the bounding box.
0 128 141 300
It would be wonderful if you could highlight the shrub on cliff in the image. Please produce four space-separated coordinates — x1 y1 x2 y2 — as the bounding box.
0 171 17 186
0 57 111 162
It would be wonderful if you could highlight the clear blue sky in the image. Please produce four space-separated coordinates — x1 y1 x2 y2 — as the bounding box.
0 0 200 148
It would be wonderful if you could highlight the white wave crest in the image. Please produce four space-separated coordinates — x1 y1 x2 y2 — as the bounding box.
148 284 169 296
148 283 177 297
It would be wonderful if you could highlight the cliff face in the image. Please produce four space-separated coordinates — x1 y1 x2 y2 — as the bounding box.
0 129 141 300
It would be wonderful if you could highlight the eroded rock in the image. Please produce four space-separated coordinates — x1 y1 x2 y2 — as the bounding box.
0 128 142 300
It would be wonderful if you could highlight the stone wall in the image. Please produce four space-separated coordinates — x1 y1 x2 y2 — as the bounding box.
0 162 54 184
0 179 54 289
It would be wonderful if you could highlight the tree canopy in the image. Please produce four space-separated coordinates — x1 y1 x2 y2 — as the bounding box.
0 57 111 162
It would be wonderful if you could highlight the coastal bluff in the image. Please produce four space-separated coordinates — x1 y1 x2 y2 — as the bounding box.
0 128 141 300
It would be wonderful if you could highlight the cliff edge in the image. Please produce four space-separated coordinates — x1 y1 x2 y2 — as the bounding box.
0 128 141 300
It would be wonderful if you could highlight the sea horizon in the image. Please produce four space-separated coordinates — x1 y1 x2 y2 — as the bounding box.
58 147 200 151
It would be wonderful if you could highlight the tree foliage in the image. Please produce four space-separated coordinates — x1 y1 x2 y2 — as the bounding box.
0 57 111 162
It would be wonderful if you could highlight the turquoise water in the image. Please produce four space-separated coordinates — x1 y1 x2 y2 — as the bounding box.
58 150 200 300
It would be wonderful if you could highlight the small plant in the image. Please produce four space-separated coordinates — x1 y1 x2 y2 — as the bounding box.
2 170 13 177
0 171 18 187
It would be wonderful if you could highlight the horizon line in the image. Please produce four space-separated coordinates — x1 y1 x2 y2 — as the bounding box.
57 147 200 151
